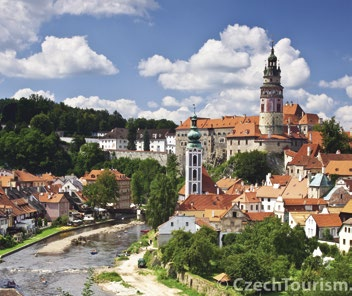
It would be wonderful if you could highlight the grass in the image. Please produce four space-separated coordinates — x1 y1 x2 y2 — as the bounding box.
94 271 122 283
0 227 62 257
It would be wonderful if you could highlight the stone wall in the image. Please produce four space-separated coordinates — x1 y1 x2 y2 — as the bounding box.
177 272 236 296
109 150 168 166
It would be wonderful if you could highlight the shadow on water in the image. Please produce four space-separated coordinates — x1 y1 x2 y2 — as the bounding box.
0 220 148 296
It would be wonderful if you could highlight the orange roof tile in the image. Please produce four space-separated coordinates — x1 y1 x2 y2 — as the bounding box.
311 213 342 227
256 184 286 198
233 191 260 203
341 199 352 214
319 153 352 167
299 113 320 125
216 178 241 190
284 198 327 206
82 169 130 182
307 131 323 145
281 177 308 199
325 160 352 176
178 194 235 211
227 122 261 138
14 170 43 182
288 144 321 166
38 192 66 203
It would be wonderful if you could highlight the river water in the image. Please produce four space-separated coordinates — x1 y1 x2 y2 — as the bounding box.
0 221 148 296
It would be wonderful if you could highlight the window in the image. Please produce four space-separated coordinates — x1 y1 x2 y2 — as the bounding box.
185 222 189 226
267 205 270 211
238 140 240 145
245 139 248 145
171 222 174 227
250 205 253 211
192 169 197 180
233 212 237 218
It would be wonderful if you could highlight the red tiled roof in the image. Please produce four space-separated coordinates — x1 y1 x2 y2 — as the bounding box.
284 198 327 206
178 194 235 211
14 170 43 182
299 113 320 125
288 144 321 166
227 122 261 138
176 116 259 130
311 213 342 227
82 169 130 182
319 153 352 167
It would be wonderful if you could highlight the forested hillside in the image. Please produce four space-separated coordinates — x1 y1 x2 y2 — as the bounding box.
0 96 177 176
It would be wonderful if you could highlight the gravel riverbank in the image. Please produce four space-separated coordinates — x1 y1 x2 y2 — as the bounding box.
36 220 144 255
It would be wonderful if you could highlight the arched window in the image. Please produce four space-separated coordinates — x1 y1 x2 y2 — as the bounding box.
192 169 197 180
193 155 197 166
192 184 197 193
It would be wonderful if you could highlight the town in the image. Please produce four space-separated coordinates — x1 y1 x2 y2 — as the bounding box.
1 46 352 295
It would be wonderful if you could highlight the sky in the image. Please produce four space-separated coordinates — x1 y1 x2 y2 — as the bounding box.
1 0 352 130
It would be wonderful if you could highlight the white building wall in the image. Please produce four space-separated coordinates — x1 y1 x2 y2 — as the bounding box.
304 216 317 238
339 225 352 253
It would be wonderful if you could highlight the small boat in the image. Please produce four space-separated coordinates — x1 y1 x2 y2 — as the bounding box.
40 277 47 285
90 249 98 255
141 229 150 234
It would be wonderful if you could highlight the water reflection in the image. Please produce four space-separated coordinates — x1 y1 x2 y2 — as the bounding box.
0 222 147 296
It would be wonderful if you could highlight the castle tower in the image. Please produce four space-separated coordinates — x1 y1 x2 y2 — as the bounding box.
185 107 202 199
259 43 284 135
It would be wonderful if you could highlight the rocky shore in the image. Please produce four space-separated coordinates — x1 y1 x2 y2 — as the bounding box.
36 220 144 255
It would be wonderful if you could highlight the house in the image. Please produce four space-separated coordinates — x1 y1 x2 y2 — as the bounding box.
233 191 261 212
307 173 332 199
0 205 12 235
80 169 131 209
318 152 352 175
288 212 311 228
38 192 70 221
216 177 242 194
98 127 129 151
339 199 352 223
286 144 321 178
136 129 172 152
177 193 247 235
256 182 286 212
281 176 308 199
338 218 352 253
304 209 342 240
245 212 275 222
157 215 204 246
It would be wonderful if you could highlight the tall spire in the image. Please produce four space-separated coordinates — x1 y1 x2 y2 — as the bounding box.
187 105 202 149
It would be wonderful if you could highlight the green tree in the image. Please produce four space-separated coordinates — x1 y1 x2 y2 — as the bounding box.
145 173 178 230
314 116 351 153
127 119 137 150
30 113 54 135
143 129 150 151
230 150 270 184
131 171 145 205
82 170 119 209
73 143 107 176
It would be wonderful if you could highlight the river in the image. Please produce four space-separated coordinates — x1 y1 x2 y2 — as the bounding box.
0 221 148 296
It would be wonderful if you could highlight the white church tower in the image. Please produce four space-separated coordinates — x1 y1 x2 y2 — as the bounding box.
185 107 202 199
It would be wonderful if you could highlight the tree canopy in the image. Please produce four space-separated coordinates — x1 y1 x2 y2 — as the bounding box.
314 116 351 153
82 170 120 209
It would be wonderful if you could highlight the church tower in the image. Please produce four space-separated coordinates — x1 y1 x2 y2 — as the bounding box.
185 107 202 199
259 43 284 135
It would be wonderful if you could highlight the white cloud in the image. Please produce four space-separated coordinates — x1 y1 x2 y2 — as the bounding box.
285 88 335 115
138 106 191 124
147 101 158 108
0 36 118 78
0 0 53 51
319 75 352 99
138 24 310 92
53 0 159 17
334 106 352 131
63 95 140 118
0 1 159 52
161 95 203 108
12 88 55 101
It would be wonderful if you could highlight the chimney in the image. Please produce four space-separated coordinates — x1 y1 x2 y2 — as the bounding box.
307 146 311 156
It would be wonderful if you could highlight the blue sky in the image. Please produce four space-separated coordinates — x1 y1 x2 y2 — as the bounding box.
1 1 352 130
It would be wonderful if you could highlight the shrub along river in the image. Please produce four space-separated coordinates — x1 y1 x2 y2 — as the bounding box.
0 220 148 296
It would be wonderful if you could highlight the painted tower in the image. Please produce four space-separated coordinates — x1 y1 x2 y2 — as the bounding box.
185 107 202 199
259 43 284 135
